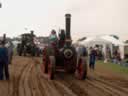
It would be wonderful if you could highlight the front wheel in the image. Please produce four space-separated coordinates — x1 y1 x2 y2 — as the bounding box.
75 57 87 80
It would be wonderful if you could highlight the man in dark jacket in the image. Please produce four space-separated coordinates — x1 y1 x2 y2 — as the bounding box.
0 40 9 80
89 47 97 70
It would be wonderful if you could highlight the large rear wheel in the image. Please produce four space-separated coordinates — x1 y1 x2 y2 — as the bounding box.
42 48 48 73
42 57 47 73
75 57 87 80
48 56 56 80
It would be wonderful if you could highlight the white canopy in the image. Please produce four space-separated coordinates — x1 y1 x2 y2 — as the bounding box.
78 35 125 59
101 35 124 46
79 35 124 46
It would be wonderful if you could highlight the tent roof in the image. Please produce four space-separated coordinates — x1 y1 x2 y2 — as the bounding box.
101 35 124 46
79 35 124 46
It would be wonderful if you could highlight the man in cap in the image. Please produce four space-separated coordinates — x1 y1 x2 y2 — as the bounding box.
0 40 9 80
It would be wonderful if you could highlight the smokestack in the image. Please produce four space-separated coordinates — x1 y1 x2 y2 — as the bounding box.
30 30 34 35
3 34 6 45
30 30 34 43
3 34 6 39
65 14 71 40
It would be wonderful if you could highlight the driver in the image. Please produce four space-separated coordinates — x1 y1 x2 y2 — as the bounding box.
49 30 58 46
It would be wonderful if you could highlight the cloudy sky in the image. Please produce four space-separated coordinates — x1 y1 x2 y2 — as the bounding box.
0 0 128 41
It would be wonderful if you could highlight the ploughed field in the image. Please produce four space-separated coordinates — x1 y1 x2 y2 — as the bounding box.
0 56 128 96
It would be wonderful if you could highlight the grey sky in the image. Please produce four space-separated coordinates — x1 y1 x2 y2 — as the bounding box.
0 0 128 41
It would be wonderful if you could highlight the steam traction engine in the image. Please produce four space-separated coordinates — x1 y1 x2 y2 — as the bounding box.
17 31 39 56
42 14 87 80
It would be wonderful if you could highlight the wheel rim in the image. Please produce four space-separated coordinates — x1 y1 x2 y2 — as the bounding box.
76 59 84 79
48 59 53 79
42 48 47 73
41 63 45 73
42 57 46 73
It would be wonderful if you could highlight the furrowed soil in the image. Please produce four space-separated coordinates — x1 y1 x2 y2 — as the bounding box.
0 56 128 96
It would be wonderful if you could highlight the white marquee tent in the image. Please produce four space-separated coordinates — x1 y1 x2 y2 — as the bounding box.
79 35 125 59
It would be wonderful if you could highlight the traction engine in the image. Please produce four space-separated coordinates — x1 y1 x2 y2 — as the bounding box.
42 14 87 80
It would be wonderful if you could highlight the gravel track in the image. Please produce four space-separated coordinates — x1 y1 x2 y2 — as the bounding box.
0 56 128 96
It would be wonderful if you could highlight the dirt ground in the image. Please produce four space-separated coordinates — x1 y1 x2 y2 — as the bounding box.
0 56 128 96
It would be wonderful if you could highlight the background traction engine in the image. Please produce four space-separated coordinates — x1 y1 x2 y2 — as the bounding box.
42 14 87 80
17 31 39 56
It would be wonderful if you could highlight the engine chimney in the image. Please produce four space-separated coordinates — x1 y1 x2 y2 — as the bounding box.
30 30 34 35
65 14 71 40
3 34 6 44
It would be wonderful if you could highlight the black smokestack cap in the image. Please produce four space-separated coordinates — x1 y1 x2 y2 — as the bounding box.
3 34 6 39
3 34 6 45
65 14 71 40
30 30 34 35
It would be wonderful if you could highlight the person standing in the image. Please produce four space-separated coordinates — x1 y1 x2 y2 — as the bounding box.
0 40 9 80
6 41 13 64
89 47 97 70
